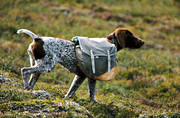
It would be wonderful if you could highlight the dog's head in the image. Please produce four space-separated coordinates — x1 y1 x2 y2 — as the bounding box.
107 28 144 51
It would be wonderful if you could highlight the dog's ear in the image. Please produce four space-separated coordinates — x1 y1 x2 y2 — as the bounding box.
107 29 126 50
107 32 115 43
115 30 126 50
107 32 114 40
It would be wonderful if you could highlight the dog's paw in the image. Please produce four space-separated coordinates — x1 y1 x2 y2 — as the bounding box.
24 86 31 90
64 93 73 98
89 98 99 103
64 94 68 98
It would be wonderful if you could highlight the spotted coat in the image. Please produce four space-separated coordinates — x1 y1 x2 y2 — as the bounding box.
18 29 96 101
39 37 80 73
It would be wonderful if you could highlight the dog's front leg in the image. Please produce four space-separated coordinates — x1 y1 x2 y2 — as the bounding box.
88 78 97 102
65 75 86 98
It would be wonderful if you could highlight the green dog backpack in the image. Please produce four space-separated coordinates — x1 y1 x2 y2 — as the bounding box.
73 36 117 80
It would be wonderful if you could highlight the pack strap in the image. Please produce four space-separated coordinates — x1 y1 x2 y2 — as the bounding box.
90 50 95 74
107 50 111 73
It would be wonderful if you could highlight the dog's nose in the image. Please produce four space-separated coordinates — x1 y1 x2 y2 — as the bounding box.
138 39 144 45
140 40 144 45
141 40 144 45
136 39 144 48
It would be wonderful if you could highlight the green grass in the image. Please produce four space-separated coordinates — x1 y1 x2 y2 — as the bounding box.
0 0 180 117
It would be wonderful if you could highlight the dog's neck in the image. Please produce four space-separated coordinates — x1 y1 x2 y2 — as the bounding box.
107 38 123 51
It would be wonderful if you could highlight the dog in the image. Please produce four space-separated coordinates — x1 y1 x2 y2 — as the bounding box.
17 28 144 102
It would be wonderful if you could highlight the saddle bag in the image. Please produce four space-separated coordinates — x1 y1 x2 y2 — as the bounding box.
73 36 117 81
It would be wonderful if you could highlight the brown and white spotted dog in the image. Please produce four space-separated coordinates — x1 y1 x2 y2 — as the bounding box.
17 28 144 102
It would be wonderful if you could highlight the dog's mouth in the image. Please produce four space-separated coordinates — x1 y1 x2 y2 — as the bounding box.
125 37 144 49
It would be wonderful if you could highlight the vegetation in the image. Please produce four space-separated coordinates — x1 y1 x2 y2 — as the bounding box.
0 0 180 117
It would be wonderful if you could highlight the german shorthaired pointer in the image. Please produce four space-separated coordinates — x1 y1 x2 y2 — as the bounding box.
17 28 144 102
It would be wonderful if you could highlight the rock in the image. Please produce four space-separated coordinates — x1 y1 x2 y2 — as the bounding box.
0 99 93 117
25 90 51 99
0 75 11 83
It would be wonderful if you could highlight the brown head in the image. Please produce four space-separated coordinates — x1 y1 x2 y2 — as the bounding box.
107 28 144 51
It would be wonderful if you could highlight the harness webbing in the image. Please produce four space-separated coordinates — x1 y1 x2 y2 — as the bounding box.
107 50 111 73
90 50 95 74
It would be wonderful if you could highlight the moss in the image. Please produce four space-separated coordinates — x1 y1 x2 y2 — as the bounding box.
0 89 26 102
76 99 138 118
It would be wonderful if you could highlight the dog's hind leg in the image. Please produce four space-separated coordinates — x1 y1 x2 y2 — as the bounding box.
21 66 39 90
88 78 97 102
27 50 40 89
65 75 86 98
21 65 54 90
28 73 41 89
21 58 56 90
28 50 35 67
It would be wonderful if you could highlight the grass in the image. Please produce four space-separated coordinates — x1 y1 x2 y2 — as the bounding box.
0 0 180 117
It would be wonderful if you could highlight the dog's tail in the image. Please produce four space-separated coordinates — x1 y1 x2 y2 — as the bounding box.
17 29 39 39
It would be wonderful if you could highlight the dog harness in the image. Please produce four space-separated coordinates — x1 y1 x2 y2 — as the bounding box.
73 36 117 78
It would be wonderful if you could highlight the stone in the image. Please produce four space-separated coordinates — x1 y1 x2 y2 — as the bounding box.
25 90 51 99
0 75 11 83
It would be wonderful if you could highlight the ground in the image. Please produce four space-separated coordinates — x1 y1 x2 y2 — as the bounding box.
0 0 180 117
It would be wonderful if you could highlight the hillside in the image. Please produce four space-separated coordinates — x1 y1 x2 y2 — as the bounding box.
0 0 180 117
